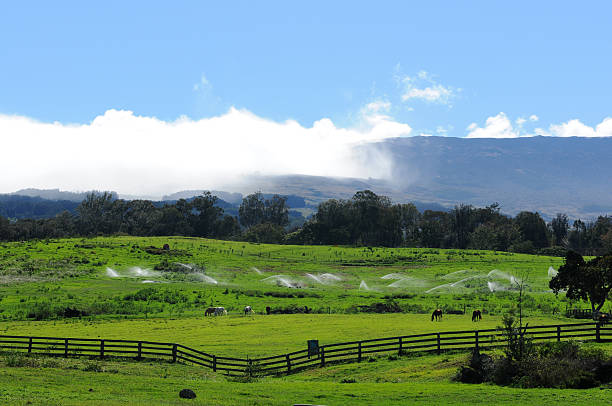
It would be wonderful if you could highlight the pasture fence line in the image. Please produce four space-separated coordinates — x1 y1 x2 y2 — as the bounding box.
0 322 610 376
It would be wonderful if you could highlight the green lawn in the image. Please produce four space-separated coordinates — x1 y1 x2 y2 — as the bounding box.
0 236 573 323
1 349 611 405
1 236 608 405
0 313 576 358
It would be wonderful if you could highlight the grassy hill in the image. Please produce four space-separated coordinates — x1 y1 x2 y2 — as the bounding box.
0 236 571 322
1 237 608 405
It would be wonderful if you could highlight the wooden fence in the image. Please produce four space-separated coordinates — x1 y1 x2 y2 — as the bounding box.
1 322 610 376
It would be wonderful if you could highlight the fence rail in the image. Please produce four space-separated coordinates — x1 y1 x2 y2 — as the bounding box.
1 322 610 376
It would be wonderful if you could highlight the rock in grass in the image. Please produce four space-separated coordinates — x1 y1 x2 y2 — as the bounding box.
179 389 196 399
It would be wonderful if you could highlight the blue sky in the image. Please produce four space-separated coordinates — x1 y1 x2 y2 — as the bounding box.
1 1 611 194
2 1 611 132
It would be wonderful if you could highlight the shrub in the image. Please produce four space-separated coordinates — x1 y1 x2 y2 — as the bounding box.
459 341 611 389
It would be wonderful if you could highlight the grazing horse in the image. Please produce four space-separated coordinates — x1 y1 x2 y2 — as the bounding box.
266 306 271 315
431 309 443 321
214 307 227 316
204 307 216 317
596 313 609 326
244 305 254 315
472 309 482 322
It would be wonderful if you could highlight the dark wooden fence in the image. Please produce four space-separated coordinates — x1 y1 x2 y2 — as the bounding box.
1 322 610 376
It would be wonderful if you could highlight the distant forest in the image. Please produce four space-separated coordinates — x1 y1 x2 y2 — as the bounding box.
1 190 611 256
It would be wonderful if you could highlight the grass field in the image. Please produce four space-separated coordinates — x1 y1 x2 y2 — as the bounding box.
0 236 575 322
1 236 609 405
0 313 578 358
1 346 612 405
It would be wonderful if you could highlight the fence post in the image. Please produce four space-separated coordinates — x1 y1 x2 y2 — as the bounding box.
64 339 69 357
475 331 479 351
137 342 142 360
320 347 326 367
358 342 362 363
436 333 441 355
28 337 33 354
557 326 561 342
172 344 177 363
213 355 217 372
100 340 104 359
596 323 601 342
398 337 403 355
286 354 291 374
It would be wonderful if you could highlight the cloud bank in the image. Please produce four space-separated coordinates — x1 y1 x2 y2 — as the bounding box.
0 108 411 195
466 113 612 139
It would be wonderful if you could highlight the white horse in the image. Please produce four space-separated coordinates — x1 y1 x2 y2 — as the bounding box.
244 305 254 315
214 307 227 316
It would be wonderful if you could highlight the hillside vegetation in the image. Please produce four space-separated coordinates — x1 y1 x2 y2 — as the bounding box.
0 236 574 323
1 237 610 405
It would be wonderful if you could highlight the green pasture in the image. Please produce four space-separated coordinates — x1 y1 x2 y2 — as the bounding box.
0 236 577 323
1 346 611 405
1 237 611 405
0 313 576 358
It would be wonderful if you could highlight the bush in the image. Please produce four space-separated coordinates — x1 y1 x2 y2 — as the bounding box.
459 341 612 389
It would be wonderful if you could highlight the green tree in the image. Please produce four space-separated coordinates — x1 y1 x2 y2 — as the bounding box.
397 203 420 245
76 191 117 235
419 210 452 248
515 211 549 249
239 192 265 228
550 213 569 246
0 215 12 240
191 192 223 237
451 204 474 249
550 251 612 313
264 194 289 227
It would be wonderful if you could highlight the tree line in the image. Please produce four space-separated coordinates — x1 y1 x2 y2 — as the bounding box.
1 190 611 256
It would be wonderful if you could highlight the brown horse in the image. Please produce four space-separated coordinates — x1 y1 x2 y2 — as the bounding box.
431 309 443 321
596 313 609 326
204 307 216 317
472 309 482 322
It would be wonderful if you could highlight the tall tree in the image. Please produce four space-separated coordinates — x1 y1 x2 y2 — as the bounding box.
191 192 223 237
239 192 266 228
76 192 116 235
550 213 569 246
419 210 452 248
451 204 474 249
515 211 549 249
264 194 289 227
550 251 612 313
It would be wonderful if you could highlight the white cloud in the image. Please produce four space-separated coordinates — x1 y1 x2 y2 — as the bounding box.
398 70 456 105
547 117 612 138
467 113 612 139
0 107 412 195
466 112 519 138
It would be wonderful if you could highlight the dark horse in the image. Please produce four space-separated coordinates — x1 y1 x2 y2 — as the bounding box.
431 309 443 321
472 309 482 322
596 312 609 326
